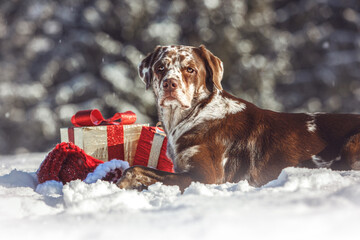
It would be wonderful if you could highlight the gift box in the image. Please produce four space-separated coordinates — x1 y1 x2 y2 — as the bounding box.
60 109 147 164
60 124 147 164
133 126 174 172
38 109 175 185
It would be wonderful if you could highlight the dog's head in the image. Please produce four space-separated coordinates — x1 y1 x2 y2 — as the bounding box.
138 45 223 110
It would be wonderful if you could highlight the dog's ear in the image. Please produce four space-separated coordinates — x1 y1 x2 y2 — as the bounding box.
138 46 163 90
196 45 224 91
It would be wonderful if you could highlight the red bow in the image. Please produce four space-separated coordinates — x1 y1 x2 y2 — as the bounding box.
71 109 136 127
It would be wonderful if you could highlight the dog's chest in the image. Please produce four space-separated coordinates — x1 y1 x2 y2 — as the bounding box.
166 126 191 172
164 93 248 172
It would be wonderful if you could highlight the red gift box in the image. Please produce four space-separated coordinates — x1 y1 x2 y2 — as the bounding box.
60 109 147 164
133 126 174 172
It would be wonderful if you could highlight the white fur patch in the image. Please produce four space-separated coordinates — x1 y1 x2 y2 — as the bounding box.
307 120 316 132
306 114 317 133
221 95 246 114
222 157 228 168
204 91 246 117
171 92 246 140
161 106 187 131
311 155 333 168
175 145 200 172
141 67 149 80
179 145 200 159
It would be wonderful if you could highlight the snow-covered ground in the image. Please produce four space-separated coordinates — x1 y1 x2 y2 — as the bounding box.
1 153 360 240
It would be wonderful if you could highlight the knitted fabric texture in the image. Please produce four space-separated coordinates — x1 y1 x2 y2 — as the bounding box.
37 142 104 184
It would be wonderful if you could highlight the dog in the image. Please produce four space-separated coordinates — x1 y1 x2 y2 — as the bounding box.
116 45 360 191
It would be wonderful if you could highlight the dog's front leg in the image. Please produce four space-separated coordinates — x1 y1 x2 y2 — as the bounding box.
116 166 193 192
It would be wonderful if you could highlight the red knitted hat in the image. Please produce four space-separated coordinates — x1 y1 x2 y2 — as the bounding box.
37 142 104 184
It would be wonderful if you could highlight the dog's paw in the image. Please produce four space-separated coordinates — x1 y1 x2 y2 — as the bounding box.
115 166 150 191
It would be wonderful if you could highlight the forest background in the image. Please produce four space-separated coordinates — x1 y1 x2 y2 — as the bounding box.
0 0 359 154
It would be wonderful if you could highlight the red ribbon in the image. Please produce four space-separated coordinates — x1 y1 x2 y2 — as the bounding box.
71 109 136 127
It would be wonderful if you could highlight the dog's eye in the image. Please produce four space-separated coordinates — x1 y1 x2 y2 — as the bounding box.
158 66 165 72
187 67 194 73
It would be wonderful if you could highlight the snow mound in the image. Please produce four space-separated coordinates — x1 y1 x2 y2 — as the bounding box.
1 154 360 240
264 167 359 191
0 169 37 189
36 180 63 196
63 180 151 214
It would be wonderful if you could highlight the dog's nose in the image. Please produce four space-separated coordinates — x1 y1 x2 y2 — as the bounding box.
163 79 178 91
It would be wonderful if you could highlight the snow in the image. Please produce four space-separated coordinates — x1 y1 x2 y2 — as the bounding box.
1 153 360 240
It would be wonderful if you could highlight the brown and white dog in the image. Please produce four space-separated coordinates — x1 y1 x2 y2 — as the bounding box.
116 45 360 191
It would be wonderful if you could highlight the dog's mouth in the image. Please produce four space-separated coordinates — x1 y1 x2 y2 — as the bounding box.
160 95 190 109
